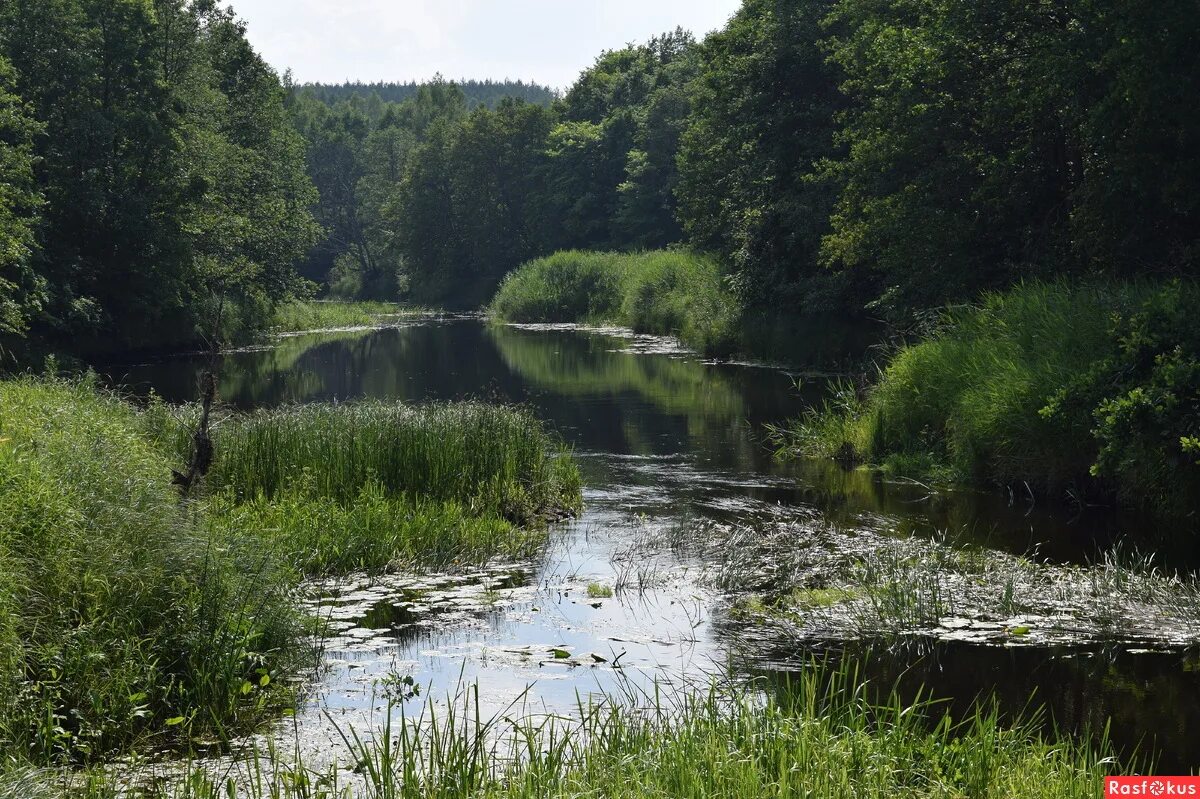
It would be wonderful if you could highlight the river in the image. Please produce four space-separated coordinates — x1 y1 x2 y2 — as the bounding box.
105 316 1200 772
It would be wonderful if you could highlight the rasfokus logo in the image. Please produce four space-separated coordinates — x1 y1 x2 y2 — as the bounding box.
1107 777 1200 797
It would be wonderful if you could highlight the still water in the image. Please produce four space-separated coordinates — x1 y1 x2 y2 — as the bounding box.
107 317 1200 771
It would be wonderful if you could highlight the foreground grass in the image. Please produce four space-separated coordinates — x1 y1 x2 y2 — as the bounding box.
0 378 581 768
6 668 1114 798
489 250 741 356
268 301 421 334
0 378 304 763
775 281 1200 512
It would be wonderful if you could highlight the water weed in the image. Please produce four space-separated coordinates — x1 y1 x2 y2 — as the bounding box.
1 666 1116 798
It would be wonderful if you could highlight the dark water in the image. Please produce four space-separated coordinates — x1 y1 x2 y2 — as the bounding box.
105 318 1200 771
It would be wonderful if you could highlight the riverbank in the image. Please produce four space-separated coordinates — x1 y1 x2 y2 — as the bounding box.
15 666 1115 798
0 377 580 772
774 281 1200 516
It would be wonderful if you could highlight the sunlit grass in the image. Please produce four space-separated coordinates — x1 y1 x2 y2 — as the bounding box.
191 401 582 524
489 250 741 356
268 301 423 333
4 665 1116 798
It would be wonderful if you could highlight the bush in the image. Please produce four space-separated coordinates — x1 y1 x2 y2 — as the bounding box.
779 281 1200 513
489 250 740 356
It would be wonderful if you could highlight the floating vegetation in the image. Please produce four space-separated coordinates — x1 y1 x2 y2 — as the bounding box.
704 518 1200 649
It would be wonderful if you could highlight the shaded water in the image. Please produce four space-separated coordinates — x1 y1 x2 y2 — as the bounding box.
107 318 1200 771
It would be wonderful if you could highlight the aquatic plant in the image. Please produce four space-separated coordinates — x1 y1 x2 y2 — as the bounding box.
268 301 420 333
196 401 581 524
776 281 1200 513
211 487 543 576
1 665 1117 798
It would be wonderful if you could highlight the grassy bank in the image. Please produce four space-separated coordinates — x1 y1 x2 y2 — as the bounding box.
10 667 1114 798
776 281 1200 513
268 301 420 334
0 378 304 763
489 250 741 356
0 378 581 769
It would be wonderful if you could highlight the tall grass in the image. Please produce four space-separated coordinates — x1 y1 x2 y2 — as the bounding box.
4 665 1116 798
194 402 581 524
209 487 543 576
268 301 417 334
0 378 304 764
778 281 1200 510
489 250 741 356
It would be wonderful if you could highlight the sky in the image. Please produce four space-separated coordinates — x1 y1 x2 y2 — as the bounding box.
221 0 742 90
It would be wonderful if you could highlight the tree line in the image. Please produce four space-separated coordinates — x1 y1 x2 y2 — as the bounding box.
0 0 321 359
2 0 1197 358
313 0 1198 314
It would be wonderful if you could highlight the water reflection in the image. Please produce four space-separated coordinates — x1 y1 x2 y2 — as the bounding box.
103 319 1200 770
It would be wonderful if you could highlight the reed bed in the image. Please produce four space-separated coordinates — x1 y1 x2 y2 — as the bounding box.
268 301 416 333
210 487 543 576
202 402 581 524
489 250 740 356
776 280 1200 511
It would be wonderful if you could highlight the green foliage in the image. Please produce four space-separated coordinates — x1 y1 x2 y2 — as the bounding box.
6 667 1114 798
299 79 557 110
782 282 1200 512
210 487 538 576
0 56 43 339
0 0 320 355
823 0 1200 314
490 250 740 355
0 378 303 763
394 100 555 307
193 401 581 524
675 0 846 310
267 300 410 333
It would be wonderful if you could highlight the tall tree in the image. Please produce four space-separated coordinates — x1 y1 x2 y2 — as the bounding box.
0 56 44 340
676 0 846 310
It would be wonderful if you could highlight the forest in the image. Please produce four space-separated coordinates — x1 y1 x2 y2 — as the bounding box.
1 0 1198 498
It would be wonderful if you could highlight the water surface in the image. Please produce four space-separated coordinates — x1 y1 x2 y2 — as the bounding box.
107 318 1200 771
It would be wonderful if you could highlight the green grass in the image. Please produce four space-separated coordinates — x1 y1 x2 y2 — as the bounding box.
0 379 583 771
5 666 1116 798
776 281 1200 511
182 401 581 524
0 377 304 764
210 487 542 576
268 301 418 333
489 250 741 356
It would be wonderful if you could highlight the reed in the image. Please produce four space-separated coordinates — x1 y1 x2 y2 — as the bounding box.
4 664 1116 798
268 301 419 333
489 250 740 356
201 401 581 524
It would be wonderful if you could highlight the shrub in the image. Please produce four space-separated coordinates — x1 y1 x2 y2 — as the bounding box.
0 378 302 762
490 250 740 356
779 281 1200 512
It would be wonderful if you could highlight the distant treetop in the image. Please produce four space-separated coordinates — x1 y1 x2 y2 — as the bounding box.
297 79 559 109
